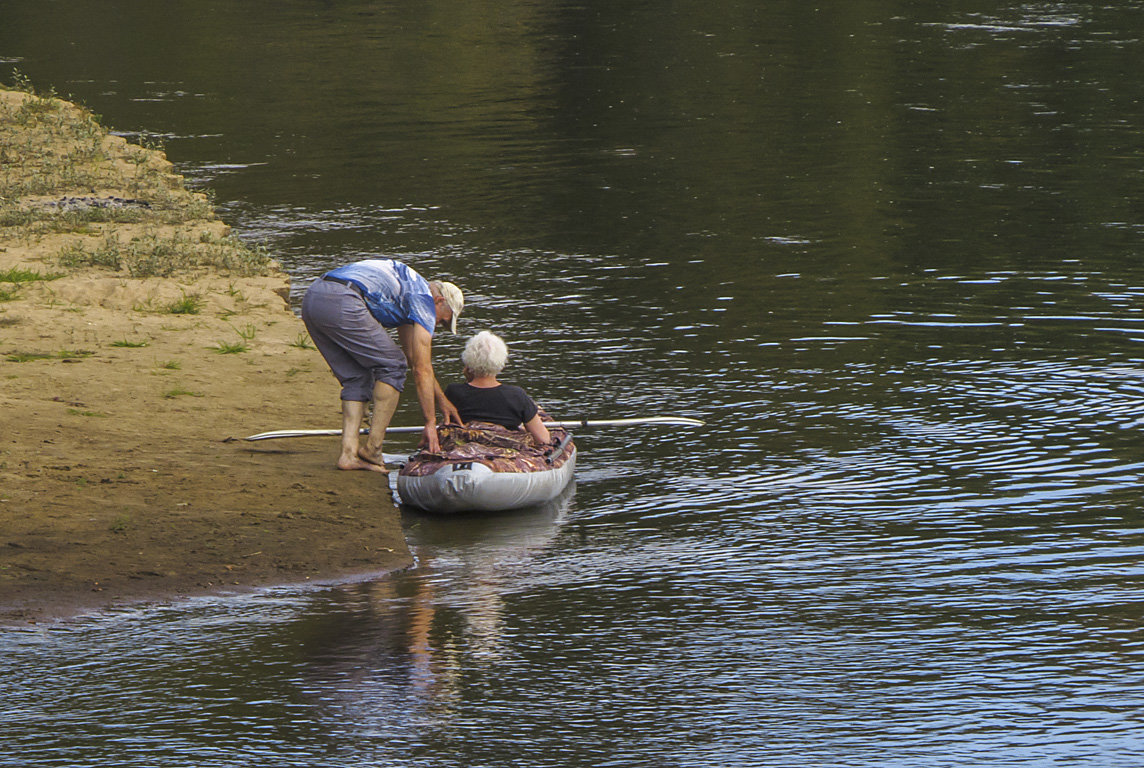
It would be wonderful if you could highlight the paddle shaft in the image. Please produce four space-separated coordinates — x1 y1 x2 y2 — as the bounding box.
243 416 703 442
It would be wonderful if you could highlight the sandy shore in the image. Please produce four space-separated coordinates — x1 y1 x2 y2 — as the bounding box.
0 87 412 623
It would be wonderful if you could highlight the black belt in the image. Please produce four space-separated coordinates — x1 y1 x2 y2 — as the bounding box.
323 275 363 295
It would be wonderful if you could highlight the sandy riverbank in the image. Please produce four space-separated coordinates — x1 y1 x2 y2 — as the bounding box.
0 86 412 624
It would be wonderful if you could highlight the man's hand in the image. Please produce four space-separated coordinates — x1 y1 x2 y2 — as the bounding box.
421 423 441 453
440 395 462 425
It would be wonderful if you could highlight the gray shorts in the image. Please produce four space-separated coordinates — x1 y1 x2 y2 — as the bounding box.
301 277 408 401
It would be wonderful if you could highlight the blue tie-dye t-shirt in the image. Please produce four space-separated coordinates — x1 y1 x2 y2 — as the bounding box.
324 259 437 335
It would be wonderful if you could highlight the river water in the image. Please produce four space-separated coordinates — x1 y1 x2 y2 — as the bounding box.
3 1 1144 765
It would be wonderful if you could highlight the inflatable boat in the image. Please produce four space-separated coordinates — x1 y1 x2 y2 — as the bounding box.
396 422 576 513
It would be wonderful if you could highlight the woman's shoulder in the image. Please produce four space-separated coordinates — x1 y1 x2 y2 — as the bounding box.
445 381 471 396
498 384 538 410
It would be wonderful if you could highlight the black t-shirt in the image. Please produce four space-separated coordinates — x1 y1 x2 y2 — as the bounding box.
444 382 539 429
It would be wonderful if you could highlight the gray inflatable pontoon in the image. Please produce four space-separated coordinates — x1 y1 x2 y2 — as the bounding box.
397 446 576 513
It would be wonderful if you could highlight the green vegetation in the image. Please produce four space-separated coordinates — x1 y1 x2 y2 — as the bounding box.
212 340 248 354
162 386 203 398
164 294 203 315
66 408 106 417
55 230 275 278
2 71 118 200
5 351 54 362
157 359 181 370
0 267 65 304
0 267 63 283
231 322 257 341
5 348 93 362
289 332 314 350
111 339 149 348
2 71 278 278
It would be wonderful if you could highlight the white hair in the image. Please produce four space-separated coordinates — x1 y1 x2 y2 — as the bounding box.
461 331 509 377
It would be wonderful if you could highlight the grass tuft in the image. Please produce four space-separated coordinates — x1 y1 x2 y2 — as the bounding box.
289 332 314 350
165 294 203 315
231 322 257 341
212 340 248 354
0 267 63 283
58 349 95 359
163 386 203 398
67 408 106 417
5 351 54 362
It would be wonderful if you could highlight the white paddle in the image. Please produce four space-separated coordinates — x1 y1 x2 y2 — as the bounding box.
243 416 704 442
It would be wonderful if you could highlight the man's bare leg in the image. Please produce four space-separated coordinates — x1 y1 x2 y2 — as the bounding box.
359 382 399 468
338 399 386 472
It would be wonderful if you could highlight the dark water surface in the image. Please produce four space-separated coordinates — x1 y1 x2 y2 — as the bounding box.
3 1 1144 765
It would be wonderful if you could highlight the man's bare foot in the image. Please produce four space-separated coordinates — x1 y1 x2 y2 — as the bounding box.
358 446 386 467
337 454 388 473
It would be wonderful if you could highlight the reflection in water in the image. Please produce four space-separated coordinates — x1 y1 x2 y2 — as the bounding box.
290 490 573 727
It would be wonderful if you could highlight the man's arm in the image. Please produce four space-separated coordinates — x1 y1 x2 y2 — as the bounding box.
434 380 462 425
398 323 442 453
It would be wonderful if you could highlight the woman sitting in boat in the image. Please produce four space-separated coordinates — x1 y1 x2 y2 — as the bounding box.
445 331 552 446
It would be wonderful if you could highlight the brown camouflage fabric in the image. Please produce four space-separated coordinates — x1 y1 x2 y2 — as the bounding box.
399 420 574 477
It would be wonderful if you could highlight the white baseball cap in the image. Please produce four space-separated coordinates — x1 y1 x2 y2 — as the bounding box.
437 281 464 334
